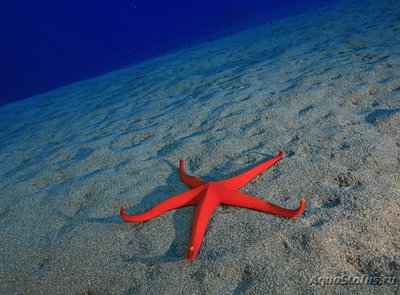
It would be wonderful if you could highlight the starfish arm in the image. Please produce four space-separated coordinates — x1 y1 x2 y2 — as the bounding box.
186 190 220 260
217 150 283 191
179 159 206 188
120 186 203 222
220 187 305 219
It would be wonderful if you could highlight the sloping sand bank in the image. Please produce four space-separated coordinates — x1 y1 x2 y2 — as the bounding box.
0 0 399 294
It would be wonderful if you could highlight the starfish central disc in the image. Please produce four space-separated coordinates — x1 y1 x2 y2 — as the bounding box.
120 149 306 260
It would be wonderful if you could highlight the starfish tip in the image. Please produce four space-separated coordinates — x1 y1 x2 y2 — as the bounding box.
293 198 306 218
185 246 197 261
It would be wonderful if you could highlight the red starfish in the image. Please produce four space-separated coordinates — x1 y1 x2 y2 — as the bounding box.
120 150 305 260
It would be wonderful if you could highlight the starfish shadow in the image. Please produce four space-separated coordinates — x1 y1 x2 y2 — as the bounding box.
207 151 278 180
52 209 121 241
124 160 199 263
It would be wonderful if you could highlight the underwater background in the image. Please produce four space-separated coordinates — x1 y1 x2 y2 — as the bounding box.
1 0 336 106
1 0 400 294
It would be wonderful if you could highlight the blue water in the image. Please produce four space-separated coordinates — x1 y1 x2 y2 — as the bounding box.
0 0 337 106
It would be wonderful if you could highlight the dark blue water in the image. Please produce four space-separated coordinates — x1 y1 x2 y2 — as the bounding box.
0 0 337 106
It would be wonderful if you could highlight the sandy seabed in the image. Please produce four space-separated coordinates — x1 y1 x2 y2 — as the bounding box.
1 0 399 294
